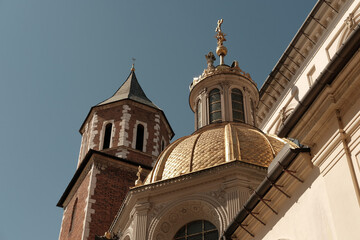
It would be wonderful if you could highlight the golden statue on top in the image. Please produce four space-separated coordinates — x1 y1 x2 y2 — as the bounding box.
215 19 226 44
215 19 227 64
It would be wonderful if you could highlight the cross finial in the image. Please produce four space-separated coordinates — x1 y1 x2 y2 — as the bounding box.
131 57 136 71
214 19 227 64
215 19 223 33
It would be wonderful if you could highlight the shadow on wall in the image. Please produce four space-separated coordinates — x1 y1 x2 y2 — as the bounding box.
255 165 321 240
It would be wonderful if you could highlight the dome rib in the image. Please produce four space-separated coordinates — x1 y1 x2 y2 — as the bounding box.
189 131 203 172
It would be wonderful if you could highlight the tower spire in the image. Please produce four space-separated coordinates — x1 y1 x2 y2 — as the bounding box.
215 19 227 65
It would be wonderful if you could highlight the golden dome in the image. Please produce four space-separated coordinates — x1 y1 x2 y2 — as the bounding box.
144 122 296 184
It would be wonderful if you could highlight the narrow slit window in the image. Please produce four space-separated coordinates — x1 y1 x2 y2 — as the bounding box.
102 123 112 149
136 124 144 151
197 100 202 129
161 139 165 152
231 88 245 122
209 88 222 123
69 198 78 232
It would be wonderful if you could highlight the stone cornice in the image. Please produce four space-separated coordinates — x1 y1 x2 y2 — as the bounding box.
258 0 347 127
109 160 267 233
56 149 151 208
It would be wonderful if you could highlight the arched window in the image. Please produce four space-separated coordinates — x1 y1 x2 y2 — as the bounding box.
209 88 222 123
69 198 78 232
102 123 112 149
174 220 218 240
231 88 245 122
197 100 202 129
135 124 144 151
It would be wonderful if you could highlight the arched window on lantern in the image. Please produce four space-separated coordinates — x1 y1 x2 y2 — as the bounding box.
197 99 202 129
231 88 245 122
174 220 218 240
209 88 222 123
135 124 144 151
102 123 112 149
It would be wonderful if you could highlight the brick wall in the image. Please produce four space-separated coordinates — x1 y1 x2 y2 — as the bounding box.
87 161 142 239
59 158 149 240
59 169 91 240
78 100 172 166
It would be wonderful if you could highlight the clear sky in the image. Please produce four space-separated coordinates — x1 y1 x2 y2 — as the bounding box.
0 1 316 239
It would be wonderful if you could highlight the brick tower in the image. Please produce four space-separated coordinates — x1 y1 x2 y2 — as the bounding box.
57 66 174 240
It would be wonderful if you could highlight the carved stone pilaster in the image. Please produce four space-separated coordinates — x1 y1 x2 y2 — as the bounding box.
134 202 151 240
223 178 251 222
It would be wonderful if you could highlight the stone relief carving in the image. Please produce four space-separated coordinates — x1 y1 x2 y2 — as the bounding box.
206 186 226 204
150 203 167 219
205 52 216 69
151 200 221 240
345 12 355 30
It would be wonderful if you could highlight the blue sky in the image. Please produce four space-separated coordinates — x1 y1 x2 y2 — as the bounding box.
0 1 315 239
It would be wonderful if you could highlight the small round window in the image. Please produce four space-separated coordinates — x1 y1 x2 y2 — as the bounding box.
174 220 218 240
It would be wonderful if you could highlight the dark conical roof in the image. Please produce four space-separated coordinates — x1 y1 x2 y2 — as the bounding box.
98 70 158 109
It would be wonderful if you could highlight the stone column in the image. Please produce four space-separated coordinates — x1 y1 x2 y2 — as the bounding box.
134 202 151 240
224 178 250 222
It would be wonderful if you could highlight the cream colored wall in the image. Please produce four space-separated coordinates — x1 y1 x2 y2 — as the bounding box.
255 1 360 239
261 0 358 135
256 96 360 239
259 170 338 240
259 147 360 239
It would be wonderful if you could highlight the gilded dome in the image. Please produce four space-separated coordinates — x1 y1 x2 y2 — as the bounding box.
144 122 296 184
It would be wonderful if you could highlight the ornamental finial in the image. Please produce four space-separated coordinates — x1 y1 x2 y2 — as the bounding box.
134 166 143 186
215 19 227 65
131 57 136 72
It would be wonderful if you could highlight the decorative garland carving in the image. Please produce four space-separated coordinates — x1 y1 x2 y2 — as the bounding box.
150 199 224 240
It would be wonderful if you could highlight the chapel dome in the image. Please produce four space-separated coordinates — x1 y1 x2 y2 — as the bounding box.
144 122 296 184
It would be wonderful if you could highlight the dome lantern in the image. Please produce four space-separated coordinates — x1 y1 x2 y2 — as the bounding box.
189 19 260 130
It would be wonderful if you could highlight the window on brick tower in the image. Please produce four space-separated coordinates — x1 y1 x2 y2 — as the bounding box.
136 124 144 151
103 123 112 149
69 198 78 232
161 139 165 152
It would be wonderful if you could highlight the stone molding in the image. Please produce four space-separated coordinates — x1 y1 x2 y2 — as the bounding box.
148 195 228 240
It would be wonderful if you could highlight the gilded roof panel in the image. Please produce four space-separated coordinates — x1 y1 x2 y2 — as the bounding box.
235 127 273 167
192 127 225 172
161 134 198 180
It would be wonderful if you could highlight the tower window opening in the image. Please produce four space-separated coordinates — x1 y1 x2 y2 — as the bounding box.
174 220 218 240
231 88 244 122
135 124 144 151
102 123 112 149
197 100 202 129
209 88 222 123
161 139 165 152
69 198 78 232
